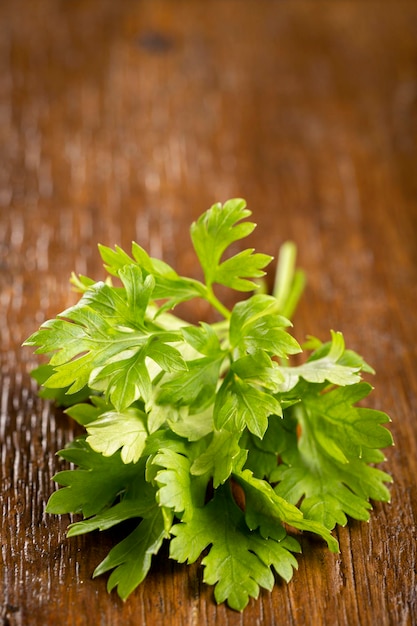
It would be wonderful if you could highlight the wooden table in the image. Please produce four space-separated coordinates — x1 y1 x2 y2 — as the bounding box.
1 1 416 624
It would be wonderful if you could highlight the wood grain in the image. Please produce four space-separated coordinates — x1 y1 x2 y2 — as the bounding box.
1 1 416 624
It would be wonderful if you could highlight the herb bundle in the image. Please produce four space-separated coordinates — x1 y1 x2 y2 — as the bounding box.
24 199 393 611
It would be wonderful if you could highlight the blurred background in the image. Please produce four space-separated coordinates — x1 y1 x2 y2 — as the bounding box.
2 1 416 332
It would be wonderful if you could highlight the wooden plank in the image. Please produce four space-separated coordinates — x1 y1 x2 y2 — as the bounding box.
1 1 416 624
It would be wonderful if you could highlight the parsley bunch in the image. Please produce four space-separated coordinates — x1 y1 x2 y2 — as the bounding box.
24 199 393 611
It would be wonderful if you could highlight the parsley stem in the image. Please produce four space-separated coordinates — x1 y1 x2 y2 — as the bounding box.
205 285 231 320
273 241 306 320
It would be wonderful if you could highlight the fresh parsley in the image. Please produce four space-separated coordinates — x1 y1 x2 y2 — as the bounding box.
24 198 393 611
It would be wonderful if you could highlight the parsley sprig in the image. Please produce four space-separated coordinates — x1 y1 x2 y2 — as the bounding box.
24 199 393 611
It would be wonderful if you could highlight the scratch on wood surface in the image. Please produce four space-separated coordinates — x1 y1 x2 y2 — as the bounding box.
189 604 200 626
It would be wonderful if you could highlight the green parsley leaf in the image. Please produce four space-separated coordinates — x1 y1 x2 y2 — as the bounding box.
272 382 393 529
278 330 361 391
25 198 393 610
67 465 158 536
156 355 224 412
93 508 170 601
170 484 300 611
30 364 91 407
229 294 301 359
214 371 282 438
98 241 206 313
85 407 148 464
45 439 139 517
234 469 338 552
190 198 272 292
191 429 246 487
152 449 197 520
231 351 285 393
167 405 214 441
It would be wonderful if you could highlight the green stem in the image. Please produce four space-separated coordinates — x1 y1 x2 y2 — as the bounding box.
273 241 306 321
205 285 231 320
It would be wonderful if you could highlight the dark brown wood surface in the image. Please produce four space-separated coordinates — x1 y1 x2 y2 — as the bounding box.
1 1 416 624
